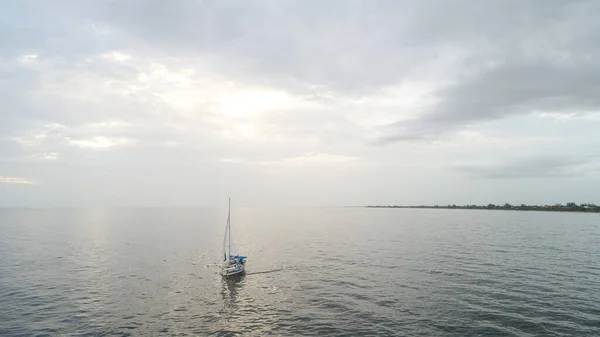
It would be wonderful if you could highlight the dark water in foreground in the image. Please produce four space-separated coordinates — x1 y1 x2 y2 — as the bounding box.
1 207 599 336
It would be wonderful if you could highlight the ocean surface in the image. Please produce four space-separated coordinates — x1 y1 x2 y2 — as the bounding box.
1 207 599 336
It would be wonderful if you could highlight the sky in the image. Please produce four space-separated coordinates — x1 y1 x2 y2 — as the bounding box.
1 0 600 207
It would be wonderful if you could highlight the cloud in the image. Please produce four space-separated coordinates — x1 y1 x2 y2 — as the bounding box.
17 54 38 63
279 152 358 165
452 155 600 179
2 0 600 206
27 152 59 160
75 0 596 99
221 152 358 166
6 1 599 148
377 58 600 144
0 176 35 185
102 51 132 63
538 112 600 122
85 120 135 128
67 136 134 150
9 123 66 147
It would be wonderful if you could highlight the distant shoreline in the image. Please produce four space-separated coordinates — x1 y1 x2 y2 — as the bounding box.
364 203 600 213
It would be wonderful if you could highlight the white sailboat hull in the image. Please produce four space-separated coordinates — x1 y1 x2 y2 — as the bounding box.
221 262 245 276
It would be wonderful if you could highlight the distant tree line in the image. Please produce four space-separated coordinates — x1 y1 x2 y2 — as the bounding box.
365 202 600 213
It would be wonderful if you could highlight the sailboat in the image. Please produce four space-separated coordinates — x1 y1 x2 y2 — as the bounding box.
221 197 247 277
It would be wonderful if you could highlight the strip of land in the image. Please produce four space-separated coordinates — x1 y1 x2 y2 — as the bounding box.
365 203 600 213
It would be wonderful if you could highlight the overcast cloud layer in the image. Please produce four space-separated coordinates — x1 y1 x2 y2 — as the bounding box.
2 0 600 207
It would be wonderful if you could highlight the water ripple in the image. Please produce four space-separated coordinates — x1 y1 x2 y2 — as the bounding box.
1 208 600 336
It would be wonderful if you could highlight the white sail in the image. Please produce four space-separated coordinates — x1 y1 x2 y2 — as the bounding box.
223 198 231 261
222 214 229 261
